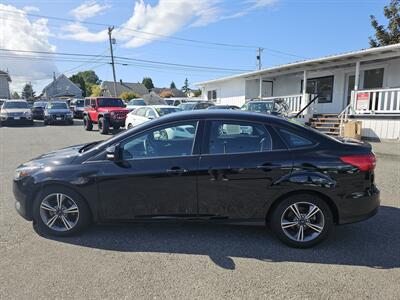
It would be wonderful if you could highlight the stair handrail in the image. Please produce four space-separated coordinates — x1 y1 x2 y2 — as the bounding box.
338 103 355 136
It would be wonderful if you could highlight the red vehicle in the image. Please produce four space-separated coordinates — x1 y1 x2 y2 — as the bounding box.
83 97 129 134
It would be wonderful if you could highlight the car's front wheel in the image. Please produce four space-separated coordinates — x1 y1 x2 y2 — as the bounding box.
32 186 91 237
270 194 333 248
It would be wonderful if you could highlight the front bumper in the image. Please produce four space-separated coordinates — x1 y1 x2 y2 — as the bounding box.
45 115 73 124
13 178 36 221
338 186 380 224
1 116 33 125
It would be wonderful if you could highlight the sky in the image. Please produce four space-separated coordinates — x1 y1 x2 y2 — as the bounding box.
0 0 390 94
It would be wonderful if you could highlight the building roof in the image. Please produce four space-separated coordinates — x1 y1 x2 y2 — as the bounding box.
0 70 11 82
195 43 400 86
152 87 187 97
101 81 149 97
42 74 82 92
142 91 167 105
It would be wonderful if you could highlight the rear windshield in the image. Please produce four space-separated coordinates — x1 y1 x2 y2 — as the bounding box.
155 107 182 116
179 103 196 110
129 99 146 106
98 98 125 107
3 101 29 109
246 102 275 113
47 102 68 109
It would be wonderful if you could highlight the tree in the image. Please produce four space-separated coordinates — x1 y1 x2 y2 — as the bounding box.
193 89 202 97
11 91 20 99
69 74 87 97
142 77 154 90
369 0 400 47
182 78 190 95
90 84 101 97
170 81 176 89
120 92 138 101
21 83 35 100
76 70 101 85
159 90 174 98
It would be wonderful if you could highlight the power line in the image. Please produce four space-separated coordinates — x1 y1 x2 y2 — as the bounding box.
0 8 306 58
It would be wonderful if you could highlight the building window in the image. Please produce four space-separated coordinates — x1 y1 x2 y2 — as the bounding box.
363 68 384 89
301 75 334 103
207 90 217 101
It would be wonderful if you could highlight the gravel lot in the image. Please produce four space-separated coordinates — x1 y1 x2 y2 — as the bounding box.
0 120 399 299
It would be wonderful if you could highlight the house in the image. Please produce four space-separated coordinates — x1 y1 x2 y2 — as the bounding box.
196 44 400 140
151 87 187 98
42 73 82 100
101 80 149 97
0 70 11 99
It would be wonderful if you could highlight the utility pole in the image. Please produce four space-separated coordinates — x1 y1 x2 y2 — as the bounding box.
256 47 264 70
108 26 117 97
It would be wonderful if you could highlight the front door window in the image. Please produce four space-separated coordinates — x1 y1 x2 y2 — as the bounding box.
363 68 384 89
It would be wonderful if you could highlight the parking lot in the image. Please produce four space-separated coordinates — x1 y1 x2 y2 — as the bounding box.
0 120 399 299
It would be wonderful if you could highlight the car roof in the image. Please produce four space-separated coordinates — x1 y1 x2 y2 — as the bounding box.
149 105 178 108
5 100 28 102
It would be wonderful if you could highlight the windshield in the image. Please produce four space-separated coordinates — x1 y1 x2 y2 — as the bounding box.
33 102 47 108
47 102 68 109
179 103 196 110
75 100 84 107
245 102 275 113
3 101 29 109
98 98 125 107
129 99 146 106
155 107 182 116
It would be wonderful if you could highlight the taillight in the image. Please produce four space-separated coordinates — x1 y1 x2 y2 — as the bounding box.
340 153 376 171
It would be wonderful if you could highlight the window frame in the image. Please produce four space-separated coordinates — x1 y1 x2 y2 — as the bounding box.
273 125 318 150
300 75 334 104
202 119 280 156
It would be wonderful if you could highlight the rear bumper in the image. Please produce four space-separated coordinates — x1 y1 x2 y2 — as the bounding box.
338 186 380 224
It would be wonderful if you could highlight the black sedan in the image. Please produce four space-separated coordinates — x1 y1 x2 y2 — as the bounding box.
31 101 47 120
13 110 379 248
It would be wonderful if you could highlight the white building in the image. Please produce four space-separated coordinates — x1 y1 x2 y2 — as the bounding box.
0 70 11 99
196 44 400 140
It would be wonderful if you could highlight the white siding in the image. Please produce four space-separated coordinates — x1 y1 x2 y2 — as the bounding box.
203 78 246 107
0 76 10 99
355 118 400 140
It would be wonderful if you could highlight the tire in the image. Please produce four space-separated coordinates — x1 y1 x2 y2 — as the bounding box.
270 194 333 248
127 123 133 129
98 117 109 134
113 125 120 131
69 120 74 125
44 119 48 125
32 186 91 237
83 115 93 131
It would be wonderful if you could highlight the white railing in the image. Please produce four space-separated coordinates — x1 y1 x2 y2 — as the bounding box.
353 88 400 115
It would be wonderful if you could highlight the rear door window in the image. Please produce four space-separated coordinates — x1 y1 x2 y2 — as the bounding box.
207 121 273 154
279 129 314 148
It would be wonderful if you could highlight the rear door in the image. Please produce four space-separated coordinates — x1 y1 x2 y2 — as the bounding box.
197 119 292 219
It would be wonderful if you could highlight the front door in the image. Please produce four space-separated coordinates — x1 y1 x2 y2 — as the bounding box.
197 120 292 219
97 121 200 219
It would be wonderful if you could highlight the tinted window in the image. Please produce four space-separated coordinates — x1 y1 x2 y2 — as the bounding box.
75 100 84 107
179 103 196 110
33 102 46 108
3 101 29 109
279 129 313 148
121 122 198 159
155 107 182 116
208 121 272 154
244 102 275 113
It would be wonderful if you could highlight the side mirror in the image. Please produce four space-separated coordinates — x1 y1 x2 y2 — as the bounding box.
106 144 121 161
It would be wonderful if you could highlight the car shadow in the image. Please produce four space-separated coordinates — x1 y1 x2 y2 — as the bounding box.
42 205 400 270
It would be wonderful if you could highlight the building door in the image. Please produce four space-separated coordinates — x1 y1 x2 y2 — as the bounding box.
345 74 355 106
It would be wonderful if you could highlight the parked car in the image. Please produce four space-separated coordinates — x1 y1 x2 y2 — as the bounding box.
0 100 34 126
178 101 215 110
13 110 379 248
31 101 47 120
241 100 278 114
126 99 146 111
44 101 74 125
165 99 186 106
83 97 129 134
125 105 182 129
207 105 240 110
70 99 85 119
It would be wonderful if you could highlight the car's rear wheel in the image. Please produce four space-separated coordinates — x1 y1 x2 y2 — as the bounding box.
127 123 133 129
83 116 93 131
98 117 109 134
270 194 333 248
32 186 91 237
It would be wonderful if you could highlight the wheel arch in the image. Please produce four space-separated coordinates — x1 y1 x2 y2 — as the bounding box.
266 190 339 225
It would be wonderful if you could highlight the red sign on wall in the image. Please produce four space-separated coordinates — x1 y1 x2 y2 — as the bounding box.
356 92 370 110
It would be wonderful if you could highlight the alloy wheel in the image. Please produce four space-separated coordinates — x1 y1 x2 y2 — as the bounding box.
280 202 325 242
39 193 80 232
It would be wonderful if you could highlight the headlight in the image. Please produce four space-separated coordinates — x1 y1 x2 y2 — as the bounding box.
24 111 32 116
0 112 8 117
14 165 43 180
110 111 115 117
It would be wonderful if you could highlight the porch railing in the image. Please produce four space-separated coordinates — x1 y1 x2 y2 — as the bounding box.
261 93 314 118
353 88 400 115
